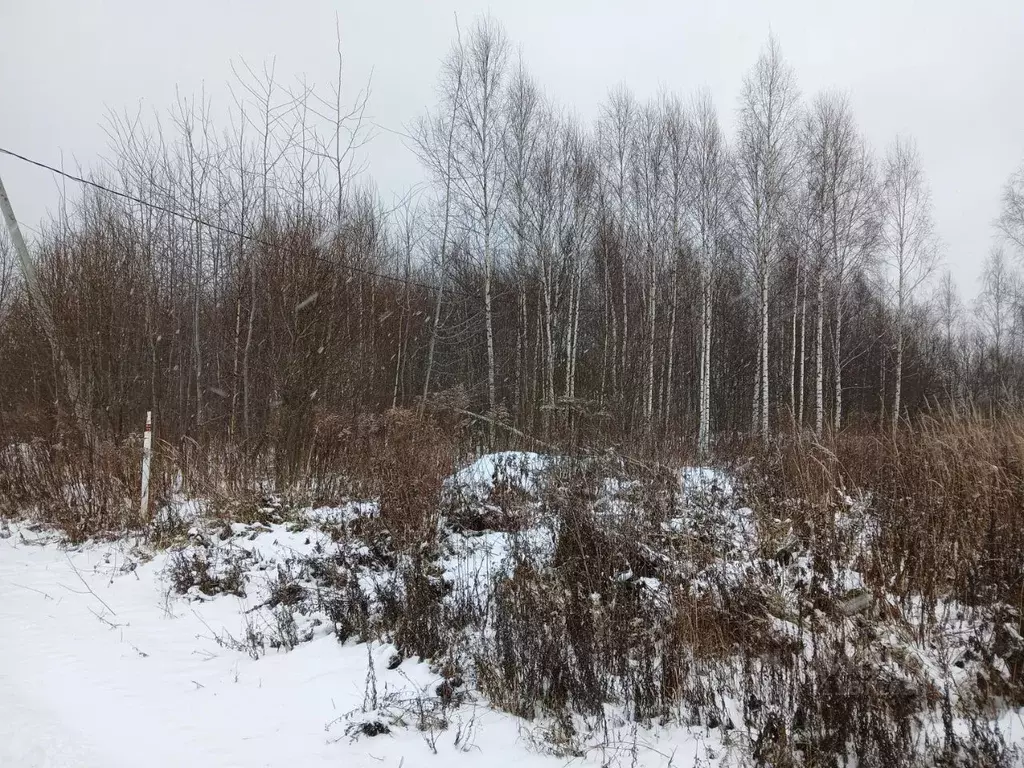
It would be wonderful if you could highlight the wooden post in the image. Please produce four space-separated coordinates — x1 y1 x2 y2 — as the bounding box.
140 411 153 520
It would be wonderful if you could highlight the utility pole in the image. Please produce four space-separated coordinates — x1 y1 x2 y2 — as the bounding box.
0 168 93 443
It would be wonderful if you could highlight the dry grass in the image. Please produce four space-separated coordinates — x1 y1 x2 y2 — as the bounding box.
758 412 1024 611
2 409 1024 765
0 437 170 542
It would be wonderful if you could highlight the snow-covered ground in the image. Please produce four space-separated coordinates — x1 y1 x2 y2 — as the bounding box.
3 452 1024 766
0 455 730 768
0 526 722 768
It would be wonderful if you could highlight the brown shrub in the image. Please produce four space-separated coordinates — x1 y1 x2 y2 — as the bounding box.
0 436 171 542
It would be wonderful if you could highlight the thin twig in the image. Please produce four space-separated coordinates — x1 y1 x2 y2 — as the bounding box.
88 606 122 630
64 551 117 615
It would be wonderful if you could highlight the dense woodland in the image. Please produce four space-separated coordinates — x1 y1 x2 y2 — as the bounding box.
2 19 1024 464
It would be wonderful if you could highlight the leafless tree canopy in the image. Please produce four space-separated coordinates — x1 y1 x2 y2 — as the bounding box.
1 20 1022 459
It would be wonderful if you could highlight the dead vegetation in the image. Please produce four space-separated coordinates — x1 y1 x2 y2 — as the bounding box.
2 409 1024 765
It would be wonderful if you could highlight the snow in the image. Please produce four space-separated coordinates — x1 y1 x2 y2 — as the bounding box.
0 524 715 768
679 466 733 499
440 526 556 597
304 501 379 526
444 451 551 502
4 452 1024 766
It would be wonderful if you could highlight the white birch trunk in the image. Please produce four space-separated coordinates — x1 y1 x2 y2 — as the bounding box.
797 269 807 428
645 258 657 432
760 267 770 438
815 265 825 437
484 228 497 442
698 276 712 458
664 267 678 434
833 292 843 431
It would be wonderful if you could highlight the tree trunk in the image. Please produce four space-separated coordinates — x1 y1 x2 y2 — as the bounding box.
760 266 770 439
698 276 712 458
797 268 807 429
664 266 679 435
893 323 904 430
515 282 526 421
833 292 844 431
815 265 825 438
789 257 799 425
242 254 255 440
542 267 555 438
752 331 762 434
893 272 905 431
484 230 497 444
645 256 657 433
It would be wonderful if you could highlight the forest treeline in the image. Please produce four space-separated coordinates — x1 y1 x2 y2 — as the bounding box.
2 18 1023 465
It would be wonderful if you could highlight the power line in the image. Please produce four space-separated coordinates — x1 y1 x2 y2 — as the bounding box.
0 146 473 298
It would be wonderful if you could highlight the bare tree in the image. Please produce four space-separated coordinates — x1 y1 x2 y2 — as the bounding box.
311 17 374 224
558 120 597 418
689 91 728 456
413 23 466 415
528 108 561 432
502 59 543 422
934 269 964 406
450 17 511 441
802 113 831 437
734 35 801 439
802 91 877 434
597 87 637 410
629 98 668 434
230 58 295 438
170 89 217 435
880 135 937 427
661 94 692 436
998 162 1024 255
977 246 1019 401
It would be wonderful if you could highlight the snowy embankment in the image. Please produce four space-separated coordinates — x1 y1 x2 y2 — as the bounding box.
0 453 726 768
2 451 1024 767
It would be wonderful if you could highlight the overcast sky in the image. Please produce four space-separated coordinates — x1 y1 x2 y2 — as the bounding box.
2 0 1021 295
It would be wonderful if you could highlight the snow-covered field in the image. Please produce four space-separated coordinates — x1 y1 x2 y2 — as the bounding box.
0 526 726 767
3 452 1024 767
0 455 727 768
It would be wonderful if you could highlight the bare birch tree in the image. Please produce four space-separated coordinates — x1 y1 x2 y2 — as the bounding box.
999 162 1024 255
451 17 510 440
413 25 466 415
803 91 877 434
734 35 801 439
689 91 728 455
977 246 1019 401
597 87 637 411
502 61 542 422
661 94 692 435
880 135 937 428
630 99 668 434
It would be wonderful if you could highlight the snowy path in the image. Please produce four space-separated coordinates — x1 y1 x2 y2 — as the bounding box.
0 531 570 768
0 670 111 768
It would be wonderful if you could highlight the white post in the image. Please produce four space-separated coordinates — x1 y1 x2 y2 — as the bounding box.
140 411 153 520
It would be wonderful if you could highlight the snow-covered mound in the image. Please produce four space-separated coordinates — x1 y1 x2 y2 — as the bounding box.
443 451 551 502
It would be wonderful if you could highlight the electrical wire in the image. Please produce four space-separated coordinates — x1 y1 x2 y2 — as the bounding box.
0 146 471 298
